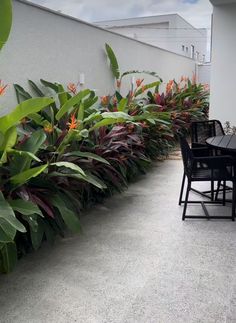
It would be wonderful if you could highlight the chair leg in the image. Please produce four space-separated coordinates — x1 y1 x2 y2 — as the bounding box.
182 180 191 221
232 182 236 222
215 180 221 201
222 181 226 206
211 180 214 201
179 173 186 206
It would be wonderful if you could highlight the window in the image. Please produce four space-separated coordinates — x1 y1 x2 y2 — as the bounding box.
182 45 185 51
190 45 195 59
186 46 188 53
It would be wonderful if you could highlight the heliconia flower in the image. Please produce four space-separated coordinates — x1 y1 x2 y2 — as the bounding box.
192 73 197 84
129 91 134 98
136 78 144 87
44 123 54 133
141 85 146 93
101 95 109 105
116 79 121 88
67 113 77 130
0 80 8 96
166 79 174 93
67 82 77 95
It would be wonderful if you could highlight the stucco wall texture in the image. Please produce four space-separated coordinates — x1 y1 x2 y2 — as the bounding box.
210 3 236 125
0 0 196 113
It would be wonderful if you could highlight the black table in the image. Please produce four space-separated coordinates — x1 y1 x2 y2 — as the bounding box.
206 134 236 205
206 135 236 153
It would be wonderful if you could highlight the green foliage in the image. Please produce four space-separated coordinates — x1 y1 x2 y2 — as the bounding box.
0 98 54 134
0 70 208 273
0 0 12 51
105 43 120 79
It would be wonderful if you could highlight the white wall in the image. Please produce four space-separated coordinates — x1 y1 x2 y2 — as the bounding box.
0 0 196 113
210 3 236 125
197 64 211 85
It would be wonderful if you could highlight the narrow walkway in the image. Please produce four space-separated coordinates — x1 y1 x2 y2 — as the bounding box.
1 160 236 323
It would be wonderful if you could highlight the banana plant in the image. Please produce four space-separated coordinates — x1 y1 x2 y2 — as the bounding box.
0 0 12 51
105 43 162 92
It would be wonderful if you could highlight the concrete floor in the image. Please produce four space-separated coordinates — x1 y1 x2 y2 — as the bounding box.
1 160 236 323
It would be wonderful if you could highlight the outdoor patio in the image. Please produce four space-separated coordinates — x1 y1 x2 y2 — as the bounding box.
1 158 236 323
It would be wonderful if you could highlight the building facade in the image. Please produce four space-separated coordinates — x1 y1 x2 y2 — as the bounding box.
209 0 236 125
95 14 208 63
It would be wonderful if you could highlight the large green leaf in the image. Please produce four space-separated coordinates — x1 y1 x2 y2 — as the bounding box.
28 80 45 97
49 172 107 189
10 164 48 186
117 98 128 112
50 195 81 233
135 81 161 97
102 111 132 120
11 129 47 173
13 84 32 104
105 43 120 79
0 0 12 51
64 151 110 165
0 126 17 163
90 118 126 131
40 79 59 93
22 129 46 154
77 103 84 121
8 199 43 217
0 240 17 273
51 161 86 176
0 192 26 238
30 217 45 250
55 89 90 120
8 149 41 162
121 70 163 82
0 98 54 134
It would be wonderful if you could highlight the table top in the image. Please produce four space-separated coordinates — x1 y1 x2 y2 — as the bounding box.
206 134 236 152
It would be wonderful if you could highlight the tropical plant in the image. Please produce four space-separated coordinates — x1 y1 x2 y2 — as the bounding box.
0 0 12 51
105 43 162 94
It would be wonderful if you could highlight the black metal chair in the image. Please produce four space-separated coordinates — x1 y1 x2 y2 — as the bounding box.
190 119 229 200
178 136 236 221
191 119 225 149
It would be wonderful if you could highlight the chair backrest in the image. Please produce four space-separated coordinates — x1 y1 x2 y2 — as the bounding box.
179 136 194 178
191 120 224 146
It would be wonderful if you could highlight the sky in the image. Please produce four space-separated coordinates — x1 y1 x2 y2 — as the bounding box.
29 0 213 29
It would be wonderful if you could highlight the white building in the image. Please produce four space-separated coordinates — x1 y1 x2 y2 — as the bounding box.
95 14 208 62
1 0 198 110
209 0 236 125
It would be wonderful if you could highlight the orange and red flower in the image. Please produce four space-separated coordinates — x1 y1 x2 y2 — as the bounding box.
136 78 144 87
101 95 109 106
166 80 174 93
0 80 8 96
44 124 54 133
67 113 78 130
67 82 77 95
